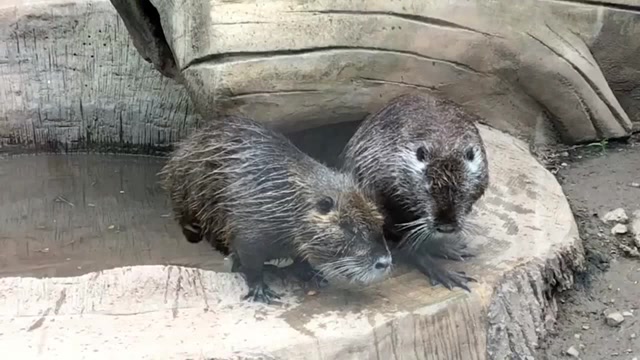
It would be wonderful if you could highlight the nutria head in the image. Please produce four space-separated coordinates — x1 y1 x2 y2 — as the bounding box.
297 184 392 286
393 129 489 248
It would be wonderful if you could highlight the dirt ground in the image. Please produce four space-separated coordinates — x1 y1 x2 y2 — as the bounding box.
536 133 640 360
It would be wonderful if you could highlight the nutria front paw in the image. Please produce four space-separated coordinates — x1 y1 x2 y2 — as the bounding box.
243 284 281 304
426 239 476 262
425 268 476 292
410 253 476 292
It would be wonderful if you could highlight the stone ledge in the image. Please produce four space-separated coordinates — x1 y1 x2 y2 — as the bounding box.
0 125 583 359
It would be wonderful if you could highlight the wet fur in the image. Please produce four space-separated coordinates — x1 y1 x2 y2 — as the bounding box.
341 93 489 291
159 115 391 303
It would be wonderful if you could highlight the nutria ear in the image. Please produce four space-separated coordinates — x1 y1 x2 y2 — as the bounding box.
316 196 335 214
416 146 429 162
464 147 476 161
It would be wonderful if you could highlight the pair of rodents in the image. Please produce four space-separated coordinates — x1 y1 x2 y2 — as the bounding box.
159 92 488 303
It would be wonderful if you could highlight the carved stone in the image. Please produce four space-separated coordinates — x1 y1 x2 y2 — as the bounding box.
0 0 200 153
111 0 639 145
1 0 639 152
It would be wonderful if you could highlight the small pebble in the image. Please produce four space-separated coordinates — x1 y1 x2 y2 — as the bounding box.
611 223 629 235
622 311 633 317
561 162 568 167
566 346 579 358
108 225 115 230
561 151 569 157
631 182 640 188
579 344 585 350
603 208 629 224
582 325 590 330
631 333 637 339
574 334 581 340
306 290 317 296
119 190 125 194
606 312 625 327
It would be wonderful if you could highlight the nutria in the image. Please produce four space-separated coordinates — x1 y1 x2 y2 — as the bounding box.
341 92 489 291
158 115 392 303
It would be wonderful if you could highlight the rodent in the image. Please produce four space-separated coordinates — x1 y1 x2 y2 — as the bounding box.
341 92 489 291
158 114 393 304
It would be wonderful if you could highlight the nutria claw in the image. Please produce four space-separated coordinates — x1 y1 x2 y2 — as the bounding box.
422 265 477 292
426 239 476 262
243 284 281 304
397 249 476 292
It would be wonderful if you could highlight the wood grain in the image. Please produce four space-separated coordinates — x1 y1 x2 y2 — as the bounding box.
0 0 201 153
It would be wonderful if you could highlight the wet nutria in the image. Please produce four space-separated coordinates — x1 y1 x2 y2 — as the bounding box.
341 92 489 291
158 115 393 304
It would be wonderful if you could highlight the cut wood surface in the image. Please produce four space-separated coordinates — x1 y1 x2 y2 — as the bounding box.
0 0 200 153
0 125 583 359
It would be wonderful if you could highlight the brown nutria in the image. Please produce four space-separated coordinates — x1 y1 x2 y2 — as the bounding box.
341 92 489 291
158 115 392 304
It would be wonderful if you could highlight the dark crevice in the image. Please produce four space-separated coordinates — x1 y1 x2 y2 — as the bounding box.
109 0 179 79
545 23 596 68
547 0 640 13
356 77 440 92
527 32 632 133
183 46 484 76
226 89 322 99
287 10 501 38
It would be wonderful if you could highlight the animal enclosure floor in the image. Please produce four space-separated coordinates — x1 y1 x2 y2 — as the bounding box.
0 153 225 278
538 135 640 359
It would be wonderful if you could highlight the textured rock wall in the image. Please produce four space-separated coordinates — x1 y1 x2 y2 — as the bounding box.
1 0 640 153
0 0 200 153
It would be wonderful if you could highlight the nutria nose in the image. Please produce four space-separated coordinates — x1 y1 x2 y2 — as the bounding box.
374 256 392 270
436 224 457 233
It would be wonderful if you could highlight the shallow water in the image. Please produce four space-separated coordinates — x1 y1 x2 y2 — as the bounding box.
0 121 362 279
0 153 225 278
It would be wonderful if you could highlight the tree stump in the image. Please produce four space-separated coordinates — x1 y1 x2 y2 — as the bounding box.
0 124 583 359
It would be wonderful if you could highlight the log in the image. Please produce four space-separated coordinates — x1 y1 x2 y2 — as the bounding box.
0 124 583 359
0 0 200 153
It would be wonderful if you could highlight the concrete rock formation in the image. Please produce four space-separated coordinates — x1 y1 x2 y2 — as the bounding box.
0 0 200 153
110 0 640 146
0 124 583 359
1 0 639 152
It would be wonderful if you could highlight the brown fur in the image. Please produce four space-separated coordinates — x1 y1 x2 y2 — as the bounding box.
341 92 490 291
159 114 392 303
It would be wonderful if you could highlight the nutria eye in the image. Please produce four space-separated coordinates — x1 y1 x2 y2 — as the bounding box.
316 196 335 214
416 146 428 162
465 148 475 161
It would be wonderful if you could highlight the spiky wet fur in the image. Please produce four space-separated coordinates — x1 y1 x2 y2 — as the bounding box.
341 93 490 291
158 115 392 303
